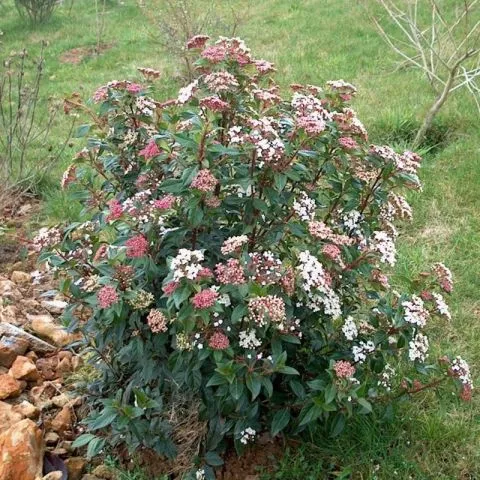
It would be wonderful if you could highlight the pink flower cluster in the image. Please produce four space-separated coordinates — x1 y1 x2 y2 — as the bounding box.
186 34 210 50
201 37 251 65
208 331 230 350
433 263 453 293
107 199 123 221
322 244 342 261
333 360 355 379
248 251 282 286
125 235 149 258
215 259 246 285
204 71 239 93
154 195 177 210
162 281 178 296
191 169 218 192
200 96 230 112
248 295 286 326
139 139 161 159
97 285 119 309
192 289 219 309
338 137 358 150
147 309 168 333
221 235 249 255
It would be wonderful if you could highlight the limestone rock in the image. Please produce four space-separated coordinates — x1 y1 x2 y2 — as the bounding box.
0 418 43 480
0 335 29 367
44 431 60 445
36 356 59 381
0 323 56 354
9 355 40 381
0 279 22 301
42 472 64 480
0 401 23 434
0 305 24 326
65 456 87 480
10 271 31 285
0 374 22 400
12 400 40 419
91 465 116 479
29 314 80 347
41 300 68 315
51 405 72 433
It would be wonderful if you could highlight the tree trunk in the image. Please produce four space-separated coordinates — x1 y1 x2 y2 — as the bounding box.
412 67 457 149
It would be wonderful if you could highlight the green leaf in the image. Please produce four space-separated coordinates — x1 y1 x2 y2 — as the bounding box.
89 409 118 430
86 437 106 459
229 378 244 400
299 403 323 426
75 124 91 138
357 398 373 414
206 373 228 387
205 451 224 466
271 409 291 437
246 373 261 400
278 366 299 375
71 433 96 449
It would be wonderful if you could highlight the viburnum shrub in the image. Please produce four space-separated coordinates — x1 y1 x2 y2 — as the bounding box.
40 36 473 478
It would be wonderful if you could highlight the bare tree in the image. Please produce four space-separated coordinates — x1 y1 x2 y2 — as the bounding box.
372 0 480 148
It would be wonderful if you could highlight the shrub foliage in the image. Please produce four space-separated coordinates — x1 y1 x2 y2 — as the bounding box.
41 36 472 478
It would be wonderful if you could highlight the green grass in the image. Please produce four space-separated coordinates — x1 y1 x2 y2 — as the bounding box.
2 0 480 478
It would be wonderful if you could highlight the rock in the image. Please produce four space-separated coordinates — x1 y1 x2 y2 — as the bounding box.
41 300 68 315
36 356 59 381
13 400 39 419
56 356 73 375
52 394 70 408
25 350 38 362
0 401 23 434
44 431 60 445
10 271 31 285
0 279 22 301
0 305 25 326
42 472 64 480
65 456 87 480
0 323 56 354
0 418 43 480
51 405 72 433
29 314 80 347
9 355 40 381
81 476 101 480
20 298 41 311
92 465 116 479
0 374 22 399
0 335 29 367
0 366 7 374
71 355 83 371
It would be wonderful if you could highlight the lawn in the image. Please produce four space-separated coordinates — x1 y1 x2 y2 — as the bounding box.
1 0 479 478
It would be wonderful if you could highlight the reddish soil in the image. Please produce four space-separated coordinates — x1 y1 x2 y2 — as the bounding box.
59 43 114 64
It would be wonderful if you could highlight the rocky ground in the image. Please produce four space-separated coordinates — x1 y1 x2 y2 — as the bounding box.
0 203 118 480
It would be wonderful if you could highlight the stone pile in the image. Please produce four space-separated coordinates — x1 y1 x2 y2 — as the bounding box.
0 269 110 480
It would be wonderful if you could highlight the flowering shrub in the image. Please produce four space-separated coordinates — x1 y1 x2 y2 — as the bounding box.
42 36 472 478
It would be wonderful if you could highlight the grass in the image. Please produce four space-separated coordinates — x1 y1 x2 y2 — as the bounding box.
2 0 479 478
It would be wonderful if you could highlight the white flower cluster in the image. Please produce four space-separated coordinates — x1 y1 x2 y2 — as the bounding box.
298 251 342 318
342 316 358 340
432 292 451 320
195 468 205 480
381 193 412 222
408 333 429 362
402 295 429 327
371 231 397 266
239 329 261 349
378 363 396 391
342 210 363 236
221 235 249 255
352 340 375 363
177 79 198 104
239 427 256 444
170 249 204 281
135 96 155 116
451 356 473 389
297 251 327 291
293 192 316 221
